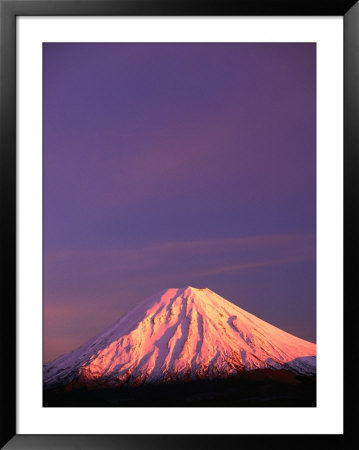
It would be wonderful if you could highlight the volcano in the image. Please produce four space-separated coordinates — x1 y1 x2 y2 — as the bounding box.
43 287 316 390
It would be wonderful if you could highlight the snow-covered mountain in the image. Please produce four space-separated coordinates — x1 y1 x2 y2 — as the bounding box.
43 287 316 389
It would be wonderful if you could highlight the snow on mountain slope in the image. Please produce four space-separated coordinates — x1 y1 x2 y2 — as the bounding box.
43 287 316 389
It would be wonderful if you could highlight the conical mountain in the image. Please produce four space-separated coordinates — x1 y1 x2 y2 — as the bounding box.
43 287 316 389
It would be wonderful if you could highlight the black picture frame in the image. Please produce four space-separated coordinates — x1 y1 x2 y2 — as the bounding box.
1 1 357 448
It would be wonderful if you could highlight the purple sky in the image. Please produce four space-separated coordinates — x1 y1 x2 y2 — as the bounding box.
43 43 316 363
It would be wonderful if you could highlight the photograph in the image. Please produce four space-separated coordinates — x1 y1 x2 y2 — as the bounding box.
2 0 355 446
42 42 316 408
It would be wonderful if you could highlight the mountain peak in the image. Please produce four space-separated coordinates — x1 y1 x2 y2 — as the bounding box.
44 287 316 389
179 285 207 296
169 286 207 294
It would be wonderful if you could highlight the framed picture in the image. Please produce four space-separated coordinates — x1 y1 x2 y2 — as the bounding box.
1 0 356 448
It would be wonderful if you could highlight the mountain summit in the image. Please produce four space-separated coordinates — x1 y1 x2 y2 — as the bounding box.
43 287 316 389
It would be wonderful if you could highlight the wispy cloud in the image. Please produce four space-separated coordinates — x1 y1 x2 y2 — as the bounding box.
191 254 314 278
45 232 314 264
44 232 315 298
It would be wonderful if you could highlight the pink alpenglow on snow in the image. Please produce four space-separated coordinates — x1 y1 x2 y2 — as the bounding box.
43 287 316 389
